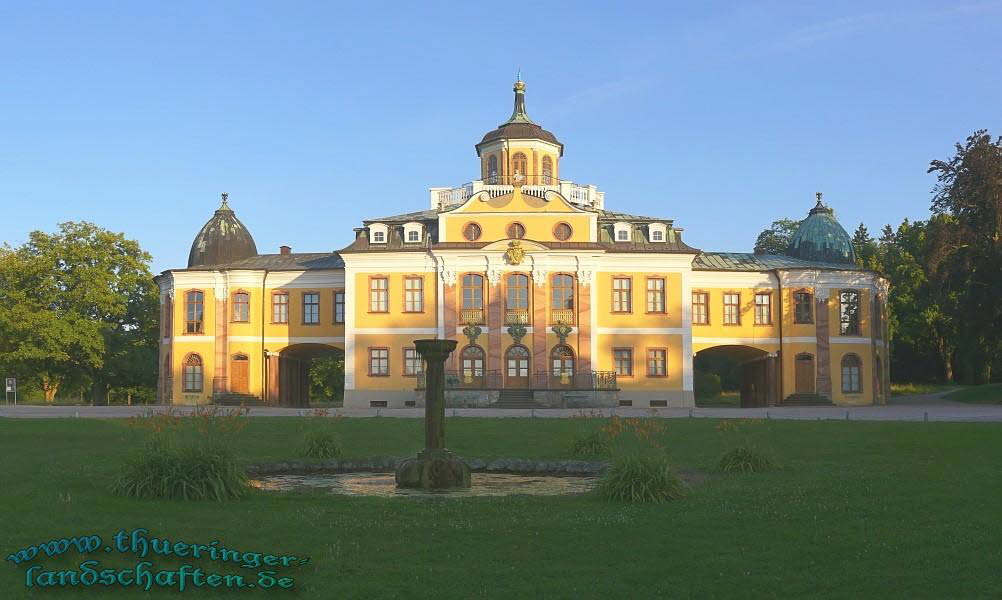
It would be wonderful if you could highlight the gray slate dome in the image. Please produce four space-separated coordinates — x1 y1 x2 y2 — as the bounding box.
476 79 563 155
187 194 258 267
786 198 856 264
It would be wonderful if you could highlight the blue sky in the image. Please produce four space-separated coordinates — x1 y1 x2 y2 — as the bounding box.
2 1 1000 272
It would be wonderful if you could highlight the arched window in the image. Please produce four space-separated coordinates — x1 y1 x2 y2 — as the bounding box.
505 345 530 379
506 222 526 239
185 291 203 334
183 354 203 392
541 156 553 184
506 273 530 324
463 222 482 241
551 345 575 377
551 274 575 311
487 155 498 184
232 291 250 322
553 222 572 241
460 346 485 381
511 152 527 177
841 354 862 394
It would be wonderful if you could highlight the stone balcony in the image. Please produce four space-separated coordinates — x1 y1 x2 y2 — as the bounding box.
429 177 605 210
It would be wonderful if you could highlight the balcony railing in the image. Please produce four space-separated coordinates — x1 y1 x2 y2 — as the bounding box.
460 308 484 325
416 370 617 391
550 308 575 325
504 308 530 325
429 179 604 210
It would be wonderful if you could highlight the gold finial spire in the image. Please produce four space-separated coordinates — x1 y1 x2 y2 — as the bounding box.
506 75 532 125
219 192 231 211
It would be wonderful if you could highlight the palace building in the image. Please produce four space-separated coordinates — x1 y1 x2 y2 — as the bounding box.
156 80 890 409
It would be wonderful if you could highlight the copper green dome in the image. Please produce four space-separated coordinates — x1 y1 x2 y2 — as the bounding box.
786 197 856 264
187 193 258 267
476 79 563 156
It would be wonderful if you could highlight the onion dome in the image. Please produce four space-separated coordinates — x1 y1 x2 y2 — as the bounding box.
476 78 563 155
786 194 856 264
187 193 258 267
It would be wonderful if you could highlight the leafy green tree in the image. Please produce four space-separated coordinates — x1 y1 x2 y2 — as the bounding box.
308 354 345 403
0 222 158 403
928 130 1002 384
753 218 800 254
852 223 880 270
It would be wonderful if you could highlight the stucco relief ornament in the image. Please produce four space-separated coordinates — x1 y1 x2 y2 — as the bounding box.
462 325 483 345
505 241 525 265
551 321 572 345
506 323 527 344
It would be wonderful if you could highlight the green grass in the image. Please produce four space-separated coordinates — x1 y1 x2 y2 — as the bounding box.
943 383 1002 404
2 417 1001 597
890 382 961 397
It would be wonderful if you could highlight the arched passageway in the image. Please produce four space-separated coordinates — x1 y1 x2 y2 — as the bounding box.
694 345 778 407
267 344 344 407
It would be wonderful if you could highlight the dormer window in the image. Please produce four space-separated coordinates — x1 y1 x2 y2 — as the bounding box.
648 223 667 243
369 223 389 244
403 222 423 243
613 222 632 242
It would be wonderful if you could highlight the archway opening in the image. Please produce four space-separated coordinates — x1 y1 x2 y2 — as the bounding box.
694 345 776 408
272 344 345 407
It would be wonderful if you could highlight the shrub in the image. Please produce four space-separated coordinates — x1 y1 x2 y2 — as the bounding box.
694 369 722 399
570 429 612 458
301 428 342 459
595 454 686 503
113 439 247 501
718 446 776 473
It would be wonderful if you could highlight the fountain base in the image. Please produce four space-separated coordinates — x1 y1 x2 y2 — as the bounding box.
395 449 471 490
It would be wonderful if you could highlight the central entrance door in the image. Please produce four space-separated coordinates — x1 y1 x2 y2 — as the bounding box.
231 354 249 394
795 353 815 394
505 345 530 388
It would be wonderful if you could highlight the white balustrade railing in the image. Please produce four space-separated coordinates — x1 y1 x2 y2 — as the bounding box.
429 179 604 210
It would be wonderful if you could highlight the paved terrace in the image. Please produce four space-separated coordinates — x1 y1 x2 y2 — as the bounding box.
1 394 1000 422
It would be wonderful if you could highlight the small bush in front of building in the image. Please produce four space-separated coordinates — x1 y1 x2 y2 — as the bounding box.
570 429 612 458
113 438 247 501
694 369 722 399
595 454 686 503
718 446 777 473
301 428 342 459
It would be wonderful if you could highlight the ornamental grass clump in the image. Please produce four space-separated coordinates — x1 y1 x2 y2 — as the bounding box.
113 406 250 501
299 408 344 459
594 454 686 503
718 446 777 473
570 429 612 458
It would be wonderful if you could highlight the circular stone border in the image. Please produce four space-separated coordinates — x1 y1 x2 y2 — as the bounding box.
245 457 608 477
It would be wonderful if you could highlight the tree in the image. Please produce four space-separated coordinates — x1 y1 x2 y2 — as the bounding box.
928 130 1002 384
753 218 801 254
852 223 880 270
0 222 158 403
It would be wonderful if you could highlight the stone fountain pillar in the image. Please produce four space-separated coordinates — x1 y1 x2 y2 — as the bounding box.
395 339 471 490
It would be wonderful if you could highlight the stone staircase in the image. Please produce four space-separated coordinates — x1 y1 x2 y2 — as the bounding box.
214 393 265 407
496 389 540 409
780 393 834 407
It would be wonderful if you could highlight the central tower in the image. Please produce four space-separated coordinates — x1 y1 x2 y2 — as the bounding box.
475 79 563 186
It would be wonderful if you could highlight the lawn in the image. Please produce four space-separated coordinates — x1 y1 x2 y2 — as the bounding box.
944 383 1002 404
2 416 1000 598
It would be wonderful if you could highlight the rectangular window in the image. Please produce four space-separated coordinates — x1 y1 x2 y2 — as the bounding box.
646 277 665 313
403 348 424 376
612 278 632 313
723 292 740 325
184 291 203 334
232 292 250 322
272 292 289 323
163 298 172 338
369 348 389 376
303 292 320 324
334 290 345 324
404 277 424 312
840 290 860 335
842 363 861 393
754 292 772 325
647 348 667 377
613 348 633 376
794 291 813 324
692 292 708 325
370 278 388 312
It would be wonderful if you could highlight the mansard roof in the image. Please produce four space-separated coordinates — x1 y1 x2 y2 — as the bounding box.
180 252 344 271
693 252 867 272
